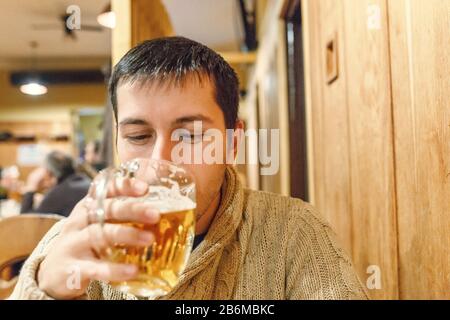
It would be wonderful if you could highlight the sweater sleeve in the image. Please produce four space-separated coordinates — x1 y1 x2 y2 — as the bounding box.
8 220 66 300
8 219 125 300
285 202 370 300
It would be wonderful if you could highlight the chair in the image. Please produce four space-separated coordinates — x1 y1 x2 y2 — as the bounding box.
0 214 63 299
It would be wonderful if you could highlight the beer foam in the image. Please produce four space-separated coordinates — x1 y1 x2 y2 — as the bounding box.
117 183 195 214
145 184 196 213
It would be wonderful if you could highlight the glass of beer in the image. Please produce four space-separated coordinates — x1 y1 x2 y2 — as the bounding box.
88 158 196 299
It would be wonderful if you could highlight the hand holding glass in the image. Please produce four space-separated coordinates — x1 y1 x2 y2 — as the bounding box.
87 158 196 299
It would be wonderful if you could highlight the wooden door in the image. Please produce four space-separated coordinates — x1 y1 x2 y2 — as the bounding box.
303 0 354 258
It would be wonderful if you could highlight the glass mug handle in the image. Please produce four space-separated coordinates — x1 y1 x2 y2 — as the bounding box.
89 159 141 224
86 160 143 256
85 169 112 257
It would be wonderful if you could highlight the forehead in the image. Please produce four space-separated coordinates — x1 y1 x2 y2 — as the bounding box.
116 74 223 125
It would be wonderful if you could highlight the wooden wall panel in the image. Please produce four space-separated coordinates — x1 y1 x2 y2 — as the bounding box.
305 0 399 299
131 0 174 46
387 0 450 299
304 0 449 299
342 0 399 300
305 0 354 256
111 0 173 65
258 50 282 194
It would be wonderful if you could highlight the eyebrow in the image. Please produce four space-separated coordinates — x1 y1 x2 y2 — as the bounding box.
119 114 214 127
119 118 149 126
174 114 214 124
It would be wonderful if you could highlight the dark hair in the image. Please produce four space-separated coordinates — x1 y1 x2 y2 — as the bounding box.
45 151 75 183
109 36 240 129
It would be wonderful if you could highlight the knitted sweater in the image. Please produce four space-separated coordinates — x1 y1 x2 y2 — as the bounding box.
10 166 369 300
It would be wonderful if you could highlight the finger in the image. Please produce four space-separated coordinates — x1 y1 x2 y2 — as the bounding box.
61 198 93 230
83 223 155 249
106 176 148 198
81 260 139 283
67 186 158 231
104 198 160 224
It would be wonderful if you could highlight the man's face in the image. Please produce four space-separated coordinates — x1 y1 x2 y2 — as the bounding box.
115 76 229 219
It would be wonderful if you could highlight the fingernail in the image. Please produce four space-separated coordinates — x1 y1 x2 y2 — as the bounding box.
134 180 148 193
139 231 154 243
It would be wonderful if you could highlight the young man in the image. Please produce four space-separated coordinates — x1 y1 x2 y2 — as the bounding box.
11 37 368 300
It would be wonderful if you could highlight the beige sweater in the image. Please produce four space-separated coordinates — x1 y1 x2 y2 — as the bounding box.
10 166 369 300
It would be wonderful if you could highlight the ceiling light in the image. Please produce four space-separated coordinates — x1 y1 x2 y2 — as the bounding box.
20 82 48 96
97 5 116 29
19 41 48 96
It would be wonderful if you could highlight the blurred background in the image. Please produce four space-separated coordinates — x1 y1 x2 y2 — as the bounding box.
0 0 448 300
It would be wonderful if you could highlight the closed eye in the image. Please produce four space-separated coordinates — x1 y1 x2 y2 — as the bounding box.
126 134 153 145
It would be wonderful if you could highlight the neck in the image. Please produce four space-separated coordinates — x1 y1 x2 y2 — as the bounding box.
195 188 222 235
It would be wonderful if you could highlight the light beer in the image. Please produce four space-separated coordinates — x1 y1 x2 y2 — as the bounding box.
107 203 195 298
90 158 196 298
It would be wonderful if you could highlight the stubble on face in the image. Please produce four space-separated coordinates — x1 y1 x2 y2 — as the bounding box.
115 75 232 233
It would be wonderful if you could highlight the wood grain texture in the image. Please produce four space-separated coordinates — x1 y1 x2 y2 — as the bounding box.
258 49 283 194
304 0 399 299
0 214 62 299
131 0 174 46
305 0 354 257
112 0 173 65
387 0 450 299
0 214 62 265
111 0 132 66
301 0 316 205
342 0 399 299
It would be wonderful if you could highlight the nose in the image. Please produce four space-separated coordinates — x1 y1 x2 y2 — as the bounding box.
151 134 173 162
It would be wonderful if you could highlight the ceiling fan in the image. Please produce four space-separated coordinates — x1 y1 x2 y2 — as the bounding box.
32 13 104 40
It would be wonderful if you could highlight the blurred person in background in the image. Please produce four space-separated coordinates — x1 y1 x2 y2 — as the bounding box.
20 151 91 217
0 165 23 202
78 140 106 178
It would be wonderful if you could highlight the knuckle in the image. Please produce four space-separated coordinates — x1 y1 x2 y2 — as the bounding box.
107 198 124 220
107 223 122 240
120 178 132 191
115 176 127 192
113 225 140 243
107 178 119 197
